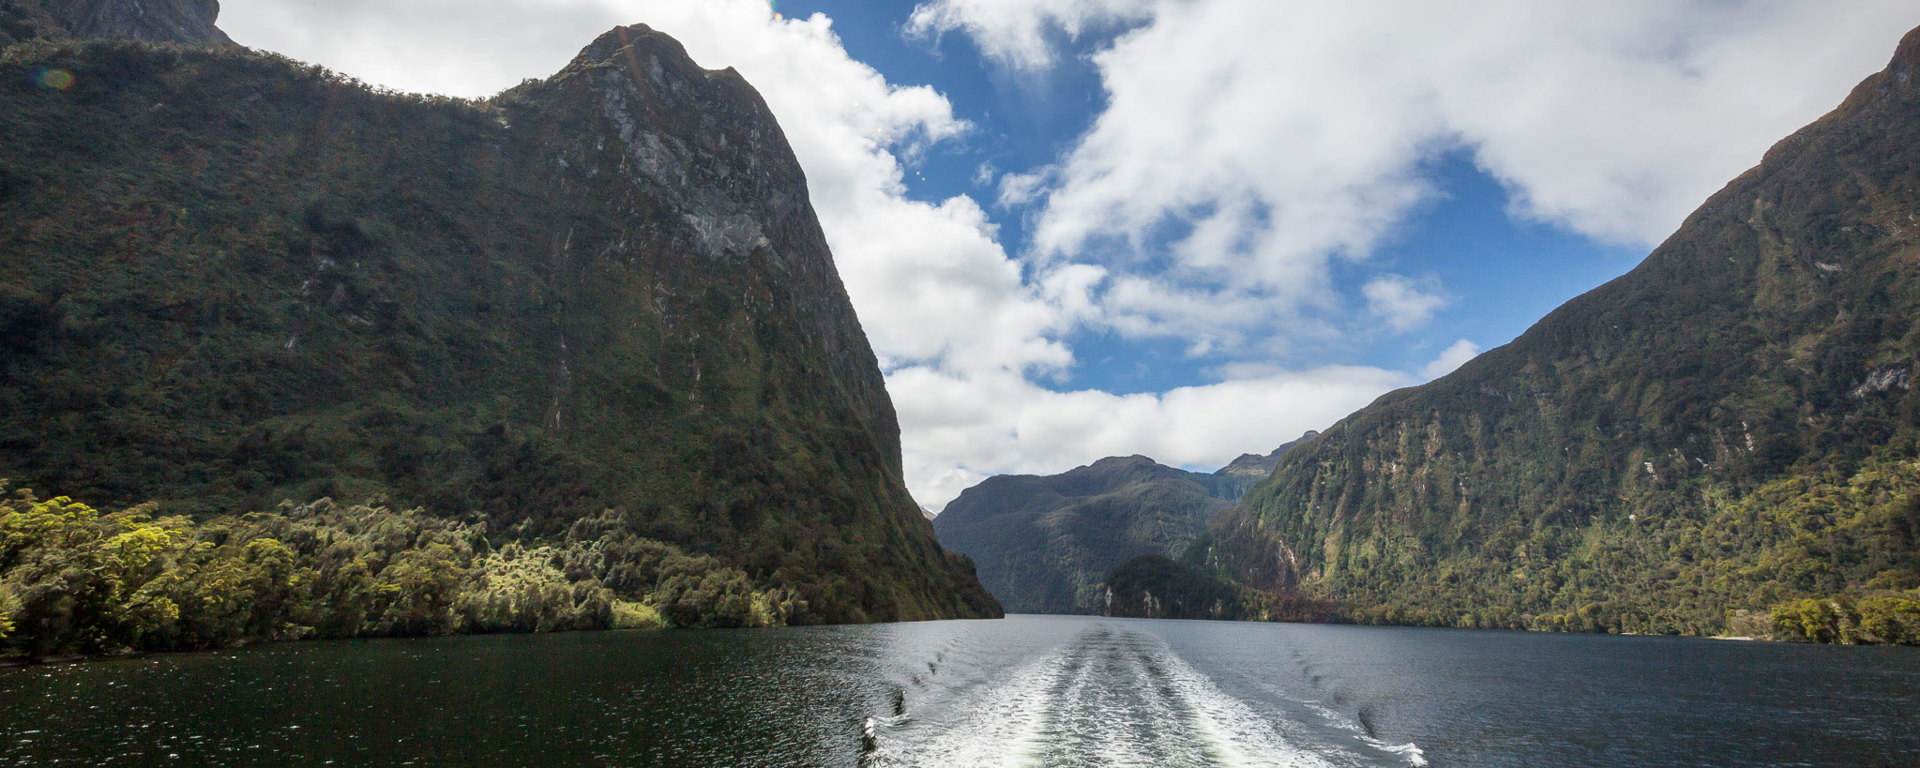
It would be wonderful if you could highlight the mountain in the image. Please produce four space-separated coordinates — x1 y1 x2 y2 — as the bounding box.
1214 430 1320 488
1 0 233 47
1154 26 1920 643
0 17 999 634
933 436 1311 614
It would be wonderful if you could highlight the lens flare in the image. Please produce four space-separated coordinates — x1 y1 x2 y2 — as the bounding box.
34 68 74 90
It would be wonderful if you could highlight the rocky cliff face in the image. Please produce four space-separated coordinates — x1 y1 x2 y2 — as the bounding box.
1198 26 1920 637
1 0 233 46
0 25 998 622
529 26 907 477
933 436 1312 614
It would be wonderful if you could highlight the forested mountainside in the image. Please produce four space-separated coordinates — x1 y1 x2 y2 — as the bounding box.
1146 26 1920 644
934 434 1312 614
0 10 998 658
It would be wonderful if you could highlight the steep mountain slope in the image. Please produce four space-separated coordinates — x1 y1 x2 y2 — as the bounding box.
1192 26 1920 640
0 24 998 625
934 436 1310 614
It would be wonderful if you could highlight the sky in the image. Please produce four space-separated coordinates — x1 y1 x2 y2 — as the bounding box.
220 0 1917 510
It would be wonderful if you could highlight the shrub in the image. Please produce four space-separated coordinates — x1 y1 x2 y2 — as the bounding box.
0 482 796 658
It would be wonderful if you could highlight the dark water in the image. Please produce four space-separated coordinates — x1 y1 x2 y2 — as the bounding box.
2 615 1916 767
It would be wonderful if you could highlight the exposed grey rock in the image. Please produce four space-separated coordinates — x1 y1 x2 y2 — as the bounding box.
23 0 235 46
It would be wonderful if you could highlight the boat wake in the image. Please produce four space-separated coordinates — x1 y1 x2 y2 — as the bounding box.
862 622 1422 768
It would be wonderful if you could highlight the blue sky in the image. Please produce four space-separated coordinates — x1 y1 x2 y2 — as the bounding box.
1054 151 1648 395
777 1 1624 393
222 0 1916 507
776 0 1645 393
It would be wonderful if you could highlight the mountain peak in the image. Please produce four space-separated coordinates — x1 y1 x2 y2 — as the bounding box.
0 20 996 624
1897 24 1920 69
1088 454 1161 469
576 24 695 73
1214 430 1320 479
501 18 902 476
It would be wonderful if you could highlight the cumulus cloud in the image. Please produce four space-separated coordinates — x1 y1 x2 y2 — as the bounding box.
914 0 1916 336
223 0 623 99
890 364 1409 507
1363 275 1449 333
904 0 1154 69
1421 339 1484 381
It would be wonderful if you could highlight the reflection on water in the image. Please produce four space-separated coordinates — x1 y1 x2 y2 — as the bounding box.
2 615 1916 767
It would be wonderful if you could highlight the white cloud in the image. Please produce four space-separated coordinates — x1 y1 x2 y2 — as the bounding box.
996 166 1053 207
1421 339 1483 381
1363 275 1449 333
223 0 624 99
915 0 1916 333
904 0 1155 69
890 364 1409 508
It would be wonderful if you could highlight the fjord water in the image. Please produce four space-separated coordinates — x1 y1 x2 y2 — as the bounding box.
2 616 1914 767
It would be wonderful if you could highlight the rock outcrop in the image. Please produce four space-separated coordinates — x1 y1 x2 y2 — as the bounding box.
2 0 234 47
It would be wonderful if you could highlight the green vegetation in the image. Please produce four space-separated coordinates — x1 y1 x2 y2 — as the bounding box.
1196 450 1920 642
1200 27 1920 645
935 456 1247 614
0 0 62 48
0 29 997 631
1770 594 1920 645
1103 555 1241 620
0 479 879 659
1101 554 1338 623
934 434 1316 615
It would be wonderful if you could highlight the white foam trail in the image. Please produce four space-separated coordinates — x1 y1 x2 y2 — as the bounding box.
1379 743 1427 767
875 624 1391 767
1278 677 1429 766
869 641 1077 768
1148 647 1344 768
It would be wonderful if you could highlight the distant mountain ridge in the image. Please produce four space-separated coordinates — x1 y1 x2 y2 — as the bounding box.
933 436 1313 614
1125 25 1920 643
1215 431 1320 482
